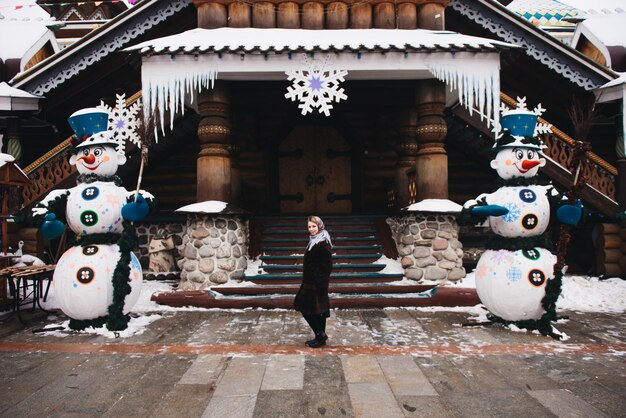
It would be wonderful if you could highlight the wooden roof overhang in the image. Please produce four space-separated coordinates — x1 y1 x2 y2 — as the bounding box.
127 27 519 130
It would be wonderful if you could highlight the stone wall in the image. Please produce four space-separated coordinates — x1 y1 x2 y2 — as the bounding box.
387 213 465 282
177 214 249 290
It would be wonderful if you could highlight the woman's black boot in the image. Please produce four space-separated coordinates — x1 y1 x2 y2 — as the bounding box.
306 332 328 348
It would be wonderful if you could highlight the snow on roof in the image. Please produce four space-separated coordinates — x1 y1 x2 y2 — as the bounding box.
576 14 626 47
0 0 50 21
402 199 463 213
175 200 228 214
0 82 40 98
127 27 517 55
557 0 626 15
0 20 54 62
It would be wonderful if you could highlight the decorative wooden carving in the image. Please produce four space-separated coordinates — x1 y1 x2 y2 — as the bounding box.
327 2 348 29
197 82 232 202
253 2 276 28
374 2 395 29
228 2 251 28
194 1 227 29
415 79 448 200
397 3 417 29
350 3 372 29
394 110 419 209
277 2 300 28
302 2 324 29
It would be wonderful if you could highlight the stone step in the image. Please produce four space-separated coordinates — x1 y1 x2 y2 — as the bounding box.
262 263 387 273
210 283 437 295
259 254 382 264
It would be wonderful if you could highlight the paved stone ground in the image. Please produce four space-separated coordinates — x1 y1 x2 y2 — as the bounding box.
0 307 625 418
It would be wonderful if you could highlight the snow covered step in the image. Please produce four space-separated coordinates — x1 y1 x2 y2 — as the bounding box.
261 245 381 253
209 287 438 300
262 237 379 246
262 263 387 273
210 283 437 295
262 220 373 229
259 254 382 264
151 287 480 309
244 272 403 284
262 229 377 238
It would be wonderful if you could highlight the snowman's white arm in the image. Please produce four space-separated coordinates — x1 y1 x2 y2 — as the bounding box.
31 189 70 218
463 193 491 209
125 189 155 204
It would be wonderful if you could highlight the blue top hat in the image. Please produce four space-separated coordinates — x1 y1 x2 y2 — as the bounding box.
67 108 117 152
500 110 538 137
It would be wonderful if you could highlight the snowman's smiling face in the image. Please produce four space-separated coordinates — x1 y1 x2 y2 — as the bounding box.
70 145 126 176
490 146 545 180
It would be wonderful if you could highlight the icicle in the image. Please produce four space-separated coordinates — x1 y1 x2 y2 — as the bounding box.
426 55 501 130
142 59 218 133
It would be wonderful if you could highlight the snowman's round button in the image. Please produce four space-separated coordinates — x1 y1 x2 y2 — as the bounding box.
519 189 536 203
76 267 95 284
80 210 98 226
521 214 538 230
82 186 100 201
82 245 99 256
522 248 540 260
528 269 546 287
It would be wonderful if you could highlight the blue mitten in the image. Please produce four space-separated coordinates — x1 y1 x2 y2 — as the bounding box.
41 213 65 239
122 194 150 222
471 205 509 217
557 200 583 225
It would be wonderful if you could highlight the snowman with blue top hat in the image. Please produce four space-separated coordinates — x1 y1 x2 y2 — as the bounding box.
33 106 153 331
460 97 582 338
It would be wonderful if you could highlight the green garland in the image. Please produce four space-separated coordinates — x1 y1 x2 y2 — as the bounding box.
77 173 123 186
496 177 542 187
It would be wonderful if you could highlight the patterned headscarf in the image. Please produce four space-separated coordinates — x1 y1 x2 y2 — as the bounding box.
306 216 333 251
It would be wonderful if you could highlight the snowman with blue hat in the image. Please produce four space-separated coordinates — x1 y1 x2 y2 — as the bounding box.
32 107 154 331
460 97 582 339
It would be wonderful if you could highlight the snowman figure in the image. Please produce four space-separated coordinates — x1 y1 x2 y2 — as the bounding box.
461 98 581 337
33 108 153 331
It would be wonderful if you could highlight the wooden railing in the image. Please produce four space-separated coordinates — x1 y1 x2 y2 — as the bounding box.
22 92 143 210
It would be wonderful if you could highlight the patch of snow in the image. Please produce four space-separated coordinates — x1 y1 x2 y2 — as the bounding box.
0 152 15 168
175 200 227 214
403 199 463 213
245 256 266 276
0 82 40 98
558 275 626 313
375 255 405 274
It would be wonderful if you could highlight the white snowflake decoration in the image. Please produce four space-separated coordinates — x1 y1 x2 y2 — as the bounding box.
285 54 348 116
98 94 142 156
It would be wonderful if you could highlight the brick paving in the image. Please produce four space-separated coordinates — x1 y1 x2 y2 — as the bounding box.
0 308 625 417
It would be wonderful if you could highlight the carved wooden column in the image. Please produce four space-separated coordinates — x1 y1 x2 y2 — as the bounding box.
415 80 448 200
394 110 418 209
5 118 22 163
417 1 447 30
193 1 227 28
197 82 232 202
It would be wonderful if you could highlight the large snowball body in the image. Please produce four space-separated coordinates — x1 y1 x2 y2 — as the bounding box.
475 247 556 321
485 185 551 238
52 244 142 320
66 181 127 235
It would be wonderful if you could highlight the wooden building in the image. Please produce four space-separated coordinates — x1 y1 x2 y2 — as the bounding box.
6 0 626 285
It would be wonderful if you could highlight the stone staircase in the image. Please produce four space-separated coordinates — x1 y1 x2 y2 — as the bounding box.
152 215 480 308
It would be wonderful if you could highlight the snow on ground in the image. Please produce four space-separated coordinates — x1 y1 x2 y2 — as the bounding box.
10 270 626 338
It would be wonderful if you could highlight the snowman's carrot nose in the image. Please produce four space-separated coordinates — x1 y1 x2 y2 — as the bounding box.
521 160 540 169
77 154 96 164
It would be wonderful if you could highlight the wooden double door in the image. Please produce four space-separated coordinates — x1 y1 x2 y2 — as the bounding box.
279 126 352 214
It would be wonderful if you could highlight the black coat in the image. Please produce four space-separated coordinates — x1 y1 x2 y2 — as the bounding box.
294 240 333 316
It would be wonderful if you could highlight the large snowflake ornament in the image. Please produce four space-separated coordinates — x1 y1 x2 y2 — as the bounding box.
285 54 348 116
98 94 142 156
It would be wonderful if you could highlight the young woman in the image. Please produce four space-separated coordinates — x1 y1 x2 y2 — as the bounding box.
294 215 333 348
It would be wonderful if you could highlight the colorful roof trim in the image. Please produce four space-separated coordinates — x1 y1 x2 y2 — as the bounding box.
507 0 578 27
